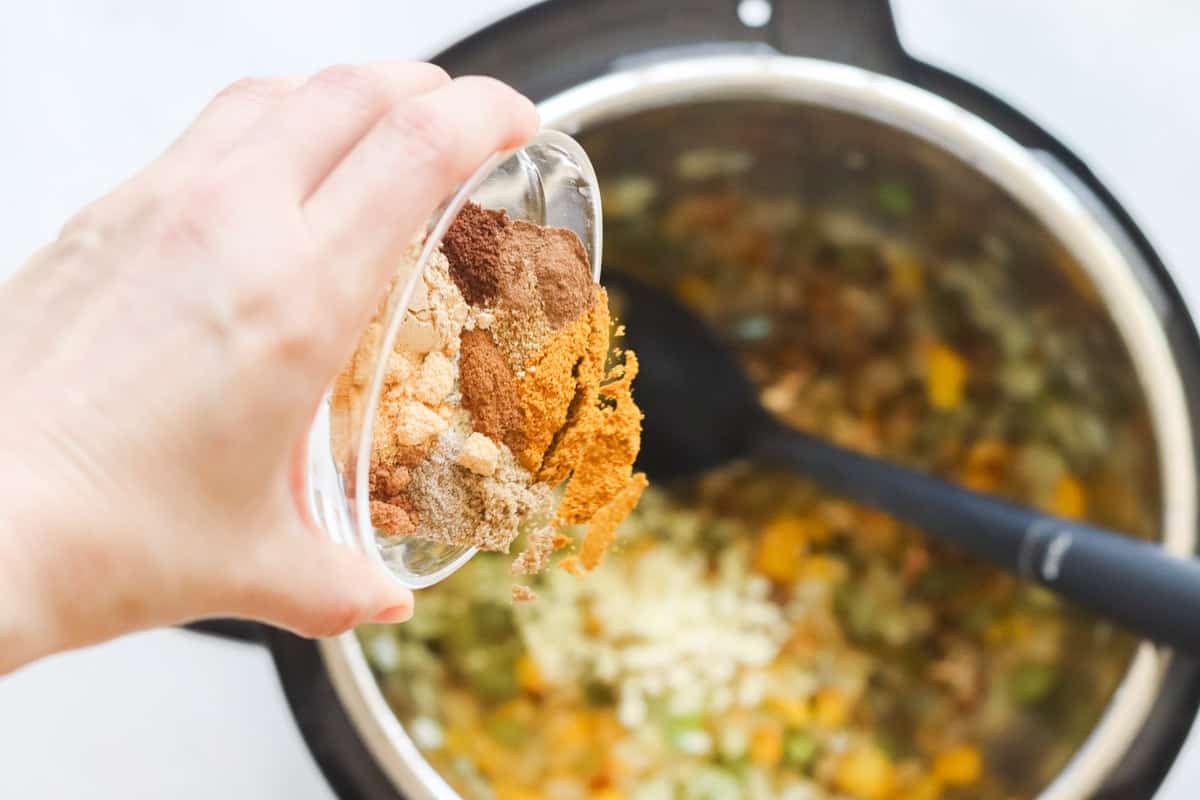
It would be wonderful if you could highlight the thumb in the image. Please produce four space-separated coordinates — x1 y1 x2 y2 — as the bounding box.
239 533 414 639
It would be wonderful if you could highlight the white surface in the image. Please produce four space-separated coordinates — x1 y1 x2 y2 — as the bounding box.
2 2 1199 798
0 630 330 799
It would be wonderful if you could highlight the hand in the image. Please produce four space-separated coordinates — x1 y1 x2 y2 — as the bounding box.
0 62 539 673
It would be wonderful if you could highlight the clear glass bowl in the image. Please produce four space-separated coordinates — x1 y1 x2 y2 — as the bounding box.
304 130 602 588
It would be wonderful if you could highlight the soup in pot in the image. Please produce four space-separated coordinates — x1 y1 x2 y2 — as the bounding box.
358 102 1160 800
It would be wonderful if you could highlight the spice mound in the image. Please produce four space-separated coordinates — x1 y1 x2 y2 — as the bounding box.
335 202 645 581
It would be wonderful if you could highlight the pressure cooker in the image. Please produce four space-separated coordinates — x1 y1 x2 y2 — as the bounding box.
193 2 1200 798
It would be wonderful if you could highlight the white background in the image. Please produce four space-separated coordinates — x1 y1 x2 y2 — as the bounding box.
2 1 1199 797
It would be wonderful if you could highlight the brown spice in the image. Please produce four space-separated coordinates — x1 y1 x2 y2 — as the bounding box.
406 438 551 552
580 472 649 570
490 303 553 378
459 329 524 451
511 524 557 575
494 224 541 314
369 464 411 503
500 220 595 329
442 201 509 305
370 500 415 537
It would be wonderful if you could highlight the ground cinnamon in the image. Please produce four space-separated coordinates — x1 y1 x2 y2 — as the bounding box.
442 202 508 305
459 328 524 451
501 219 596 328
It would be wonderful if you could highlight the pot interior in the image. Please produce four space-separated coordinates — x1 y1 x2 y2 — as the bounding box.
351 97 1179 800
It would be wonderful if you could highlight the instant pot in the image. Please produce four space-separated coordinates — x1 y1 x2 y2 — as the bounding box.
196 2 1200 798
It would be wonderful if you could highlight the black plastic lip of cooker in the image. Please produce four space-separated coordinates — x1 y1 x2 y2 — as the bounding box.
188 2 1200 799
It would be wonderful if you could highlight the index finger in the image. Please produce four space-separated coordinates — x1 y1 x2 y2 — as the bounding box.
301 76 539 318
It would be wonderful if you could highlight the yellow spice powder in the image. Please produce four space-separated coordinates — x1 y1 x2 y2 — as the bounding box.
555 351 643 525
580 472 649 570
515 309 594 472
537 292 611 485
508 286 647 576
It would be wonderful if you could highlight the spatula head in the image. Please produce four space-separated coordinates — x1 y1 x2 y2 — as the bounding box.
603 270 767 481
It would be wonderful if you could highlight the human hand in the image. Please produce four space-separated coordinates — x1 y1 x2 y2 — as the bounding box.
0 62 538 673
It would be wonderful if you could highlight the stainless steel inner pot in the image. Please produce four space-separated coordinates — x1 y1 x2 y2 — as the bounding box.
318 54 1198 800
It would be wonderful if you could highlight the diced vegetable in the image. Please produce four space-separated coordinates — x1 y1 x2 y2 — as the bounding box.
766 695 812 727
833 744 895 800
896 775 943 800
486 715 527 748
672 714 705 753
1008 662 1058 706
813 689 852 728
783 729 819 770
363 178 1151 800
877 181 915 215
493 784 541 800
749 723 784 766
682 766 742 800
754 515 810 583
589 790 626 800
926 342 968 410
962 440 1011 492
885 244 925 298
516 655 546 694
1051 474 1087 520
933 745 983 786
585 680 617 707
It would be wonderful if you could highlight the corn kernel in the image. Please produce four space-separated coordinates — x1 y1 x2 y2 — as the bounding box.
589 790 624 800
749 723 784 765
834 745 895 800
897 775 943 800
800 555 849 583
813 688 852 727
933 745 983 786
765 695 811 726
754 515 811 582
885 244 925 298
516 655 546 694
926 342 968 410
473 735 511 777
555 712 594 749
1052 474 1087 520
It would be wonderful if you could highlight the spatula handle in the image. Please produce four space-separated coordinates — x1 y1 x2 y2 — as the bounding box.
755 424 1200 655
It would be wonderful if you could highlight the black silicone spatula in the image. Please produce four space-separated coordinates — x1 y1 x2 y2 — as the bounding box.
606 270 1200 656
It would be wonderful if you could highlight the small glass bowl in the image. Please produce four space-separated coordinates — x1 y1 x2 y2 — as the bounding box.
304 130 603 588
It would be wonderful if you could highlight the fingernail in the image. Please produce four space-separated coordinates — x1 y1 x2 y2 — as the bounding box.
371 603 413 624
